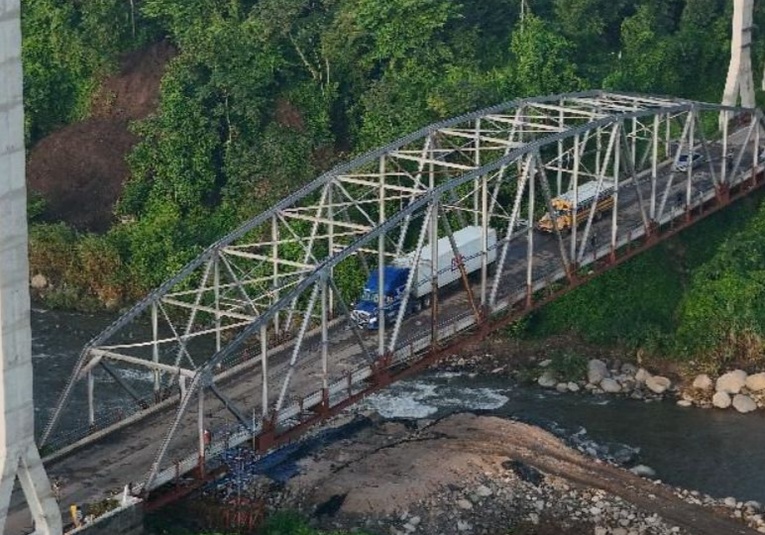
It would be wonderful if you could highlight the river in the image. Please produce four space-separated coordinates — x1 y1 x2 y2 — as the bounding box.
30 308 765 505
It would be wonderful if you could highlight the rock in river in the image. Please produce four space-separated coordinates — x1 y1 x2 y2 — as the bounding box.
630 464 656 478
645 375 671 394
600 378 621 393
745 372 765 392
692 373 713 391
588 359 608 384
634 368 650 384
712 391 732 409
732 393 757 413
716 370 747 394
538 370 557 388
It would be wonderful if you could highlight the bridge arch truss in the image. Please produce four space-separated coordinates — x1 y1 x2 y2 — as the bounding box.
41 91 765 495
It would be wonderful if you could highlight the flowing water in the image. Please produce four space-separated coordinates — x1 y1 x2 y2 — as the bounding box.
31 309 765 504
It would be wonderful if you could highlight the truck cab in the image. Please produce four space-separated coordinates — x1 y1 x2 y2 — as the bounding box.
350 265 410 329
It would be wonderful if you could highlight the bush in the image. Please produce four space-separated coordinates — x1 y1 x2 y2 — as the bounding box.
547 349 588 382
28 223 78 287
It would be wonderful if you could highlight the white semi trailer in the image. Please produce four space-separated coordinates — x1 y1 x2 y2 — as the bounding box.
351 226 497 329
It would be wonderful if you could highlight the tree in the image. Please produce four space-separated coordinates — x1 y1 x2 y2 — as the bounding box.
509 14 582 97
21 0 143 142
553 0 631 79
604 4 681 95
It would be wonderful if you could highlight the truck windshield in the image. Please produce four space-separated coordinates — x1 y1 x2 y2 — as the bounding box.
361 289 378 302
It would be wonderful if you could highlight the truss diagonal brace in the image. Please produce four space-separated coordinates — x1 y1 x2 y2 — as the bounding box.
209 383 251 431
101 360 144 404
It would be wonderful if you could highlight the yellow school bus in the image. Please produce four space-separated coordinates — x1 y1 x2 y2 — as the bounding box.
537 180 615 233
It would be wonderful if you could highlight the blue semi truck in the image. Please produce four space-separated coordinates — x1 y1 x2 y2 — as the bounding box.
351 226 497 329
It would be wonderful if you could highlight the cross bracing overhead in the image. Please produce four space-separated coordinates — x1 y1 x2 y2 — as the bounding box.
40 91 765 496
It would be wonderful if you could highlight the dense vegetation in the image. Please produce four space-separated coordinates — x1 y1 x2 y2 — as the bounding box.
22 0 765 368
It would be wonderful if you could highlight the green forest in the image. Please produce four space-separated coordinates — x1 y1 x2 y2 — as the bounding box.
21 0 765 368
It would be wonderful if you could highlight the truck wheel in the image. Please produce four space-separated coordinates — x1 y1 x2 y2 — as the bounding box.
412 299 421 313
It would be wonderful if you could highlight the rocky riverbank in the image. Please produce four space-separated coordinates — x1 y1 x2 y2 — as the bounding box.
437 336 765 416
681 370 765 412
221 413 761 535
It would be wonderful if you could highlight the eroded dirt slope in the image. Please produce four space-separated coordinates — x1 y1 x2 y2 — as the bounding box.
27 41 174 232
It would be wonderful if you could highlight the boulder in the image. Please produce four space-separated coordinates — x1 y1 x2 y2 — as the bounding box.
746 372 765 392
556 382 569 393
619 378 635 392
634 368 651 384
567 382 580 392
716 370 748 394
537 370 557 388
30 274 48 289
732 394 757 413
621 363 638 376
645 375 671 394
475 485 492 498
587 359 609 384
630 464 656 478
677 399 692 407
692 374 713 391
713 391 732 409
456 499 473 510
600 378 621 393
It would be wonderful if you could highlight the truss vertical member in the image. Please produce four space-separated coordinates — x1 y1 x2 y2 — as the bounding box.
0 1 63 533
721 0 755 129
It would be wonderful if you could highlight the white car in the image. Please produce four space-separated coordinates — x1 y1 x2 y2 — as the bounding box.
674 151 703 172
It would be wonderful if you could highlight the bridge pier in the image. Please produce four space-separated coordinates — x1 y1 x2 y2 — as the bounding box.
721 0 755 127
0 2 62 533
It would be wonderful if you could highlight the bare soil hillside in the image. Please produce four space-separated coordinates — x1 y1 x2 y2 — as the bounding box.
26 41 174 232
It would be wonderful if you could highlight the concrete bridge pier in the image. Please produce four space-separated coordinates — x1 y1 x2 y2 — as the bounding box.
721 0 755 129
0 1 63 533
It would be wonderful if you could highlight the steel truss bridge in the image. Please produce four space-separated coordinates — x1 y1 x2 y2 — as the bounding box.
14 91 765 532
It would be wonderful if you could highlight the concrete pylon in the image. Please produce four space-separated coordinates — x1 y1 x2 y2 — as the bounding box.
721 0 756 129
0 1 63 534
